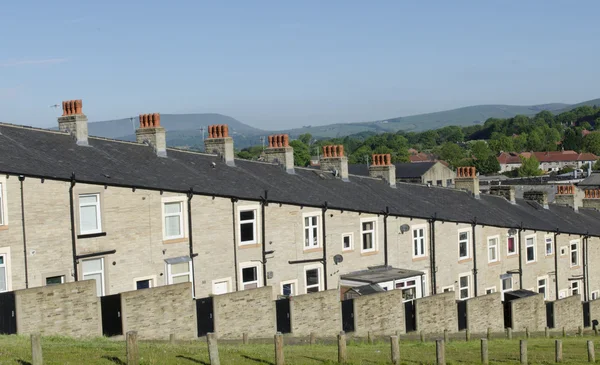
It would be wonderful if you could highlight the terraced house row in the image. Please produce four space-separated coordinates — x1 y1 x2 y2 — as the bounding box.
1 100 600 306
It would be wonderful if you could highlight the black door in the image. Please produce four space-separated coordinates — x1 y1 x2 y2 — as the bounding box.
404 300 416 333
276 298 291 334
196 297 214 337
342 299 355 333
503 300 512 329
583 302 591 328
101 294 123 337
546 302 555 328
0 292 16 335
457 300 467 331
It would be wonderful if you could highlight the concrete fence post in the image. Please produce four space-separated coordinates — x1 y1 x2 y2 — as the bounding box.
368 331 374 344
31 333 43 365
466 329 471 342
507 327 513 340
169 333 176 345
436 339 446 365
545 327 549 338
555 339 563 363
481 338 489 365
126 331 139 365
579 326 584 337
274 332 284 365
595 328 599 337
444 329 449 343
520 340 527 365
338 331 347 364
207 332 220 365
390 335 400 365
588 340 595 363
243 332 249 345
526 327 530 339
309 332 316 345
487 327 491 341
420 331 425 343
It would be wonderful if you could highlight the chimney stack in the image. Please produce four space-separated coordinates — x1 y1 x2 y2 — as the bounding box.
523 190 549 209
369 154 396 187
454 166 479 198
489 185 516 204
205 124 234 166
264 134 294 173
583 189 600 210
554 185 578 211
136 113 166 157
58 99 88 146
319 145 348 181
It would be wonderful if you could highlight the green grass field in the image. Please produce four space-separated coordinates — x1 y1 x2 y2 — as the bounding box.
0 334 598 364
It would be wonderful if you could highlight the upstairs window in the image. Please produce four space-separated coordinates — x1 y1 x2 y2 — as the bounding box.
304 214 319 249
413 227 426 257
0 182 4 226
342 233 353 251
545 237 553 256
570 241 579 267
458 230 470 259
79 194 102 235
239 210 257 245
163 201 184 240
526 237 536 263
361 220 376 252
488 237 499 263
507 235 516 255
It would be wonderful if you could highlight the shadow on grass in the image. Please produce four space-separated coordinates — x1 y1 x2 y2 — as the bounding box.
240 354 275 365
16 360 32 365
301 355 329 363
175 355 210 365
101 355 126 365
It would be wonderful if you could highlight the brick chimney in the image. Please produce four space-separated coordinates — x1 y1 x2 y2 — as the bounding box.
136 113 166 157
454 167 479 198
489 185 516 204
264 134 294 173
320 145 348 181
205 124 234 166
554 185 578 211
523 190 549 209
583 189 600 210
58 99 88 146
369 154 396 187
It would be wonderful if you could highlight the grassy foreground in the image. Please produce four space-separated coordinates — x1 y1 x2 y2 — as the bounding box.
0 334 598 364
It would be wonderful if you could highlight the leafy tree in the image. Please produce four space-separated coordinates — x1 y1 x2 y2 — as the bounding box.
289 140 311 167
418 130 439 150
594 159 600 171
298 133 312 145
474 155 501 175
583 133 600 155
562 128 583 151
526 129 545 151
488 135 514 154
517 155 543 177
438 142 464 168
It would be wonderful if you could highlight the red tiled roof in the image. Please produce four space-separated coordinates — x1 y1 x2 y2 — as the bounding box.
497 151 598 164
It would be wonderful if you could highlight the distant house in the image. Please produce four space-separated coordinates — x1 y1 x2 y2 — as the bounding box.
498 151 598 173
348 161 456 187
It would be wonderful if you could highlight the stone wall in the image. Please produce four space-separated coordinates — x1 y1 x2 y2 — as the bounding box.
510 293 545 332
290 289 341 337
415 291 457 333
552 294 582 331
465 292 503 333
212 286 276 339
353 289 404 336
14 280 101 337
120 282 196 340
589 299 600 328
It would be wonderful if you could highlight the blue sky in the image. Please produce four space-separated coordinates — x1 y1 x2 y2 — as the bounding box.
1 1 599 129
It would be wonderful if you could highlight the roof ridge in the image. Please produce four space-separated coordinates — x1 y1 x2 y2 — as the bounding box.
0 122 68 136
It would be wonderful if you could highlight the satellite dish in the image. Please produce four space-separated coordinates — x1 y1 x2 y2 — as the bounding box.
400 224 410 234
333 254 344 265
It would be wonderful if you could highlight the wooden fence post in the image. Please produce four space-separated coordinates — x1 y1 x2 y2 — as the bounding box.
338 331 347 364
207 332 220 365
466 329 471 342
444 329 449 343
579 326 584 337
436 339 446 365
545 327 549 338
420 331 425 343
309 332 316 345
31 333 43 365
126 331 139 365
275 332 284 365
526 327 530 339
481 338 489 365
170 333 176 345
390 335 400 365
555 339 563 363
588 340 595 363
507 327 513 340
368 331 374 344
520 340 527 365
243 333 249 345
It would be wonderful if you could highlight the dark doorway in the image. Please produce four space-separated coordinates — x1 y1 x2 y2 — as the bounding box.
0 292 16 335
583 301 591 328
341 299 355 333
275 298 291 334
196 296 214 337
404 300 416 332
546 302 555 328
101 294 123 337
457 300 467 331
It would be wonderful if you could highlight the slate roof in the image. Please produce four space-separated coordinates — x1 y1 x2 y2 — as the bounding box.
348 162 438 179
340 266 424 284
1 123 599 236
579 173 600 187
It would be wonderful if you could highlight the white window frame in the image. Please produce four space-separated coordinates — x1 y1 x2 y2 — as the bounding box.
485 287 497 294
525 235 536 263
45 275 66 285
570 240 580 267
304 264 323 294
488 235 500 263
458 228 470 260
342 233 354 252
360 218 377 253
0 180 6 226
412 225 427 258
211 277 232 295
571 280 581 296
302 211 321 249
162 197 187 241
501 276 513 300
166 260 192 285
133 275 156 290
559 289 567 299
82 257 105 297
78 193 102 235
280 279 298 297
239 261 262 290
507 234 517 256
238 205 259 245
537 276 548 300
0 248 11 292
545 236 554 256
592 290 599 301
458 272 471 300
442 285 454 293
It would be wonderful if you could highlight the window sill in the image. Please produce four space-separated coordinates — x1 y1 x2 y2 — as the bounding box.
545 254 554 257
412 256 428 262
487 261 501 267
525 260 537 265
360 250 378 256
77 232 107 239
342 249 354 253
0 225 8 231
458 258 472 264
570 265 581 270
507 253 518 258
163 237 188 245
239 243 261 249
303 247 323 254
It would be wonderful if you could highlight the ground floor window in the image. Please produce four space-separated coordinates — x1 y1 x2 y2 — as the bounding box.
537 277 547 300
241 265 260 290
501 276 513 300
458 274 470 300
486 287 496 294
304 266 322 293
571 280 580 296
592 291 599 300
136 279 152 290
212 278 230 295
280 280 298 297
0 254 7 292
82 257 105 297
46 275 65 286
167 260 192 285
396 279 418 301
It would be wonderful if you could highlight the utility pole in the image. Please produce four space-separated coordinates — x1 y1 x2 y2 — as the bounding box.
260 136 266 151
200 126 205 141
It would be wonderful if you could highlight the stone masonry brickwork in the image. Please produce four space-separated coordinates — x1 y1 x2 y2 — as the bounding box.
510 293 545 332
353 289 405 336
14 280 101 337
465 292 504 334
212 286 276 339
552 294 583 331
120 282 196 340
290 289 342 337
415 291 458 333
589 299 600 328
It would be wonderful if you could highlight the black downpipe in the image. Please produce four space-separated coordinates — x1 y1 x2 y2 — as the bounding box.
518 226 523 289
471 219 478 297
429 214 437 295
69 173 78 281
554 231 560 301
231 198 239 291
322 202 328 290
19 176 28 289
583 235 589 302
261 190 268 286
383 206 389 267
187 189 196 298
